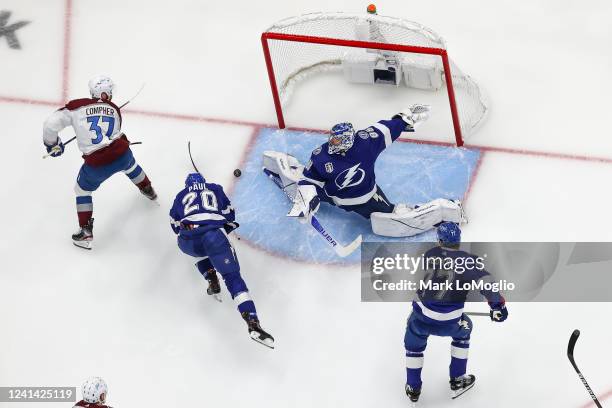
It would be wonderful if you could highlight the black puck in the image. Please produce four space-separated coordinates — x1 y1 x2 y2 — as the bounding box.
233 169 242 177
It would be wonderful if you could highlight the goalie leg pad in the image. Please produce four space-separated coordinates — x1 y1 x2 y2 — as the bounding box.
262 151 304 201
370 199 463 237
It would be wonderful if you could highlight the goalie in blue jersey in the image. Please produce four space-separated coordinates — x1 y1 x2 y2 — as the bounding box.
262 105 466 237
404 222 508 404
170 173 274 348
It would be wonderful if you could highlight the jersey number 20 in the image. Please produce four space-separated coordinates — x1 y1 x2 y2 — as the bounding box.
87 116 115 144
182 190 218 215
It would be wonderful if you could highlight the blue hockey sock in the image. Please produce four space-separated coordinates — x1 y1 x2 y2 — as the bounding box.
406 351 424 389
450 341 469 378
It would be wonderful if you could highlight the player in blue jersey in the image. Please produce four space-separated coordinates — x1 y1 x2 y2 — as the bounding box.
262 105 466 237
403 222 508 404
170 172 274 349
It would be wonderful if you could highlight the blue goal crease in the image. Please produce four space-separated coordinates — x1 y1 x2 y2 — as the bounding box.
231 127 481 265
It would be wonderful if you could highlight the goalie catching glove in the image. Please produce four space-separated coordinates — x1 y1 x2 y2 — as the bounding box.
287 184 320 222
393 103 431 131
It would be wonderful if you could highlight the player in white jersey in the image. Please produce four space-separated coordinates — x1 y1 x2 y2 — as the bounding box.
43 76 157 249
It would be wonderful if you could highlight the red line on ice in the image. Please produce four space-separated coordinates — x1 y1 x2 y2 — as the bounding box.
579 388 612 408
463 151 486 205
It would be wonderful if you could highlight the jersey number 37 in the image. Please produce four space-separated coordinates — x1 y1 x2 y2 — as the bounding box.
182 190 218 215
87 115 115 144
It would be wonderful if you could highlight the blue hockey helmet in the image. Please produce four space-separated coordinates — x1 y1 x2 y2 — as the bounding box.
328 122 355 154
437 222 461 245
185 172 205 187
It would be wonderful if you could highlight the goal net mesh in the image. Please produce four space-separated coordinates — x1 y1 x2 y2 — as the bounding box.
263 12 489 141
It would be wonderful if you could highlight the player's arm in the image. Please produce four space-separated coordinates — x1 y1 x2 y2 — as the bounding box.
367 104 432 153
289 157 324 220
214 186 239 234
169 197 182 235
476 270 508 323
42 108 72 157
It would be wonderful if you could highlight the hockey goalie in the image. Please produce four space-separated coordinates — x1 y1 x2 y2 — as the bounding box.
262 104 466 238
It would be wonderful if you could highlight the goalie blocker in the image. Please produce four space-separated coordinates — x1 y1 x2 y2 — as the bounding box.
262 151 465 238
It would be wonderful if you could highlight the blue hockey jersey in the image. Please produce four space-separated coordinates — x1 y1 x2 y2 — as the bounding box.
412 246 506 324
299 118 408 206
169 181 235 235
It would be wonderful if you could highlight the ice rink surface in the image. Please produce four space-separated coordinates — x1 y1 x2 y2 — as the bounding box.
1 0 612 407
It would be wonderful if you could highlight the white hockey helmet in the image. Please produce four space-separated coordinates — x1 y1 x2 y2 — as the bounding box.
81 377 108 404
88 75 114 99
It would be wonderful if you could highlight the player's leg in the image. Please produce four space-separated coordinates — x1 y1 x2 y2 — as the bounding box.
72 164 111 249
404 313 431 402
445 315 475 397
202 229 274 348
371 198 465 237
195 257 221 301
119 149 157 200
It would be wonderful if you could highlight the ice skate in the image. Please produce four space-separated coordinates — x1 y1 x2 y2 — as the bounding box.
241 312 274 349
450 374 475 399
405 384 421 406
205 269 222 302
140 185 158 202
72 218 94 250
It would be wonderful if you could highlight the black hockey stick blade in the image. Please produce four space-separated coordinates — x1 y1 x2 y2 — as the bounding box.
187 141 200 173
567 329 581 372
567 329 604 408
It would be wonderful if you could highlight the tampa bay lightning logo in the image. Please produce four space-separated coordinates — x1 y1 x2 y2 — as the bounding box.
335 163 365 190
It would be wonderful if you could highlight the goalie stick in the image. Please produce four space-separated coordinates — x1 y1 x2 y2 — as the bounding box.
264 168 362 257
567 329 603 408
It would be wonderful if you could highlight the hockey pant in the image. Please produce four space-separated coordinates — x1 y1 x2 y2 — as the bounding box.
74 149 151 227
178 228 256 316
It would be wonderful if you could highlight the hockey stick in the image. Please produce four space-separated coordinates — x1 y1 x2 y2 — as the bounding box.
264 168 362 257
567 330 603 408
43 85 145 159
43 138 142 159
119 83 146 109
310 215 362 257
464 312 490 317
187 141 200 173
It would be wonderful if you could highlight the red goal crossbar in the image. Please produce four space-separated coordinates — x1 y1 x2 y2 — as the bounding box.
261 31 465 146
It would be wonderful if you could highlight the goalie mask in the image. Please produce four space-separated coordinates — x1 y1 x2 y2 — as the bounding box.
88 75 114 100
328 122 355 154
185 172 205 187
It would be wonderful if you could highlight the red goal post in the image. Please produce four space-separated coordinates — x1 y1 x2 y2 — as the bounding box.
260 11 489 147
262 32 463 145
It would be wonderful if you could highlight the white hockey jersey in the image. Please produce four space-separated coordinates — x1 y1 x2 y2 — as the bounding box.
43 98 123 155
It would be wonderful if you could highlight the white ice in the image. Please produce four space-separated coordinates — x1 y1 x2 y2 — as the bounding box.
1 0 611 407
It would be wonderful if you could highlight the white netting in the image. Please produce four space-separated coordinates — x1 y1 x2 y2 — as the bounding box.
264 12 489 140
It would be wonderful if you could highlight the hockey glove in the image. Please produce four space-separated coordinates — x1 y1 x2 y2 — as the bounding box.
223 221 240 234
393 104 431 131
45 138 65 157
489 303 508 322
